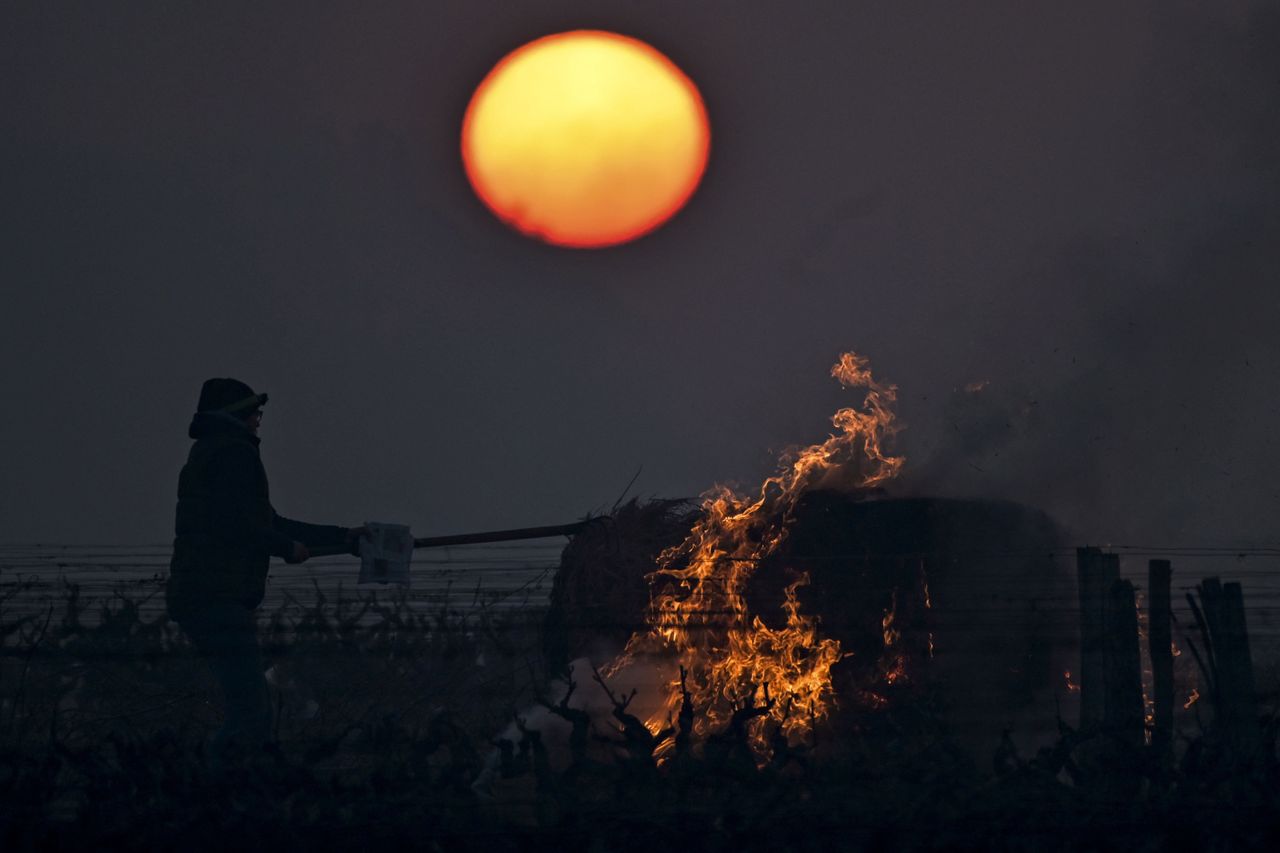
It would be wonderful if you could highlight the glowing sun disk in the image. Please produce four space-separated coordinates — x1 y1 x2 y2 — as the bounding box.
462 30 710 248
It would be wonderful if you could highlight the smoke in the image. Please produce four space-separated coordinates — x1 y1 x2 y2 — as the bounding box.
903 211 1279 546
901 2 1280 547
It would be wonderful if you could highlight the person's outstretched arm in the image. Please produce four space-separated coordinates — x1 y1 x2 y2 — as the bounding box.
272 512 349 550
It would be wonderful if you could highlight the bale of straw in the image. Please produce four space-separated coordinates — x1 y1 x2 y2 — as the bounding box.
543 498 699 674
545 490 1071 759
749 492 1067 688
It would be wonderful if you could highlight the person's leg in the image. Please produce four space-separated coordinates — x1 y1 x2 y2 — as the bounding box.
181 603 272 762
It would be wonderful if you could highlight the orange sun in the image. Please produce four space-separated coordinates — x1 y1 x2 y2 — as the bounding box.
461 30 710 249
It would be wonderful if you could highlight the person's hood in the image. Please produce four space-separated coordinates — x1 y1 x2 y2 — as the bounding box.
188 410 261 444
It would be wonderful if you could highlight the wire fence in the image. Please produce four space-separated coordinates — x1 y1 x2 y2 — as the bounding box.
0 542 565 621
3 542 1278 763
3 543 1280 648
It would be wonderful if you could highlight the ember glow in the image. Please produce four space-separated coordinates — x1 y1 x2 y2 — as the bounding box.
606 352 903 759
881 591 908 685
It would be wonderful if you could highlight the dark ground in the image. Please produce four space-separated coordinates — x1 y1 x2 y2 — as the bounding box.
3 563 1279 851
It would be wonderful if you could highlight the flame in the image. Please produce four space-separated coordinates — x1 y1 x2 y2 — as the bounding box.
1063 669 1080 692
1137 595 1200 739
882 591 900 647
920 562 934 659
606 352 903 759
880 591 909 685
1171 638 1199 713
1135 590 1155 744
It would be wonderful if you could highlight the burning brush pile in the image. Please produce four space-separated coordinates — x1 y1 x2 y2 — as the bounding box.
546 352 1070 764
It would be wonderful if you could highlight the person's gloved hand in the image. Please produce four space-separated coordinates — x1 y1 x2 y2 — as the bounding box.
286 541 310 564
345 526 370 557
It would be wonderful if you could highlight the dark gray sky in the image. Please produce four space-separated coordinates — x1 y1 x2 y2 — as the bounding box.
3 1 1277 546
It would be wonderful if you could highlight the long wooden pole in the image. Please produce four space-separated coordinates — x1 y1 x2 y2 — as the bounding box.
307 518 604 558
411 520 599 549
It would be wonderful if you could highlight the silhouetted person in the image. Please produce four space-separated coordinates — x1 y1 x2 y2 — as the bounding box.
166 378 361 765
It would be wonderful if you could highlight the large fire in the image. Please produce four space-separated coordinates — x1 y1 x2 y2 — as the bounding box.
605 352 903 758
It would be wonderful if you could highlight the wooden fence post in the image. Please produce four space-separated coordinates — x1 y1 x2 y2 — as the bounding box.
1104 579 1145 750
1077 547 1118 728
1198 579 1228 728
1220 581 1261 759
1187 578 1262 763
1147 560 1174 768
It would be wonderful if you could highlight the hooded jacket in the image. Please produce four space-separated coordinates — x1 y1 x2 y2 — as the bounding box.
166 411 347 616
